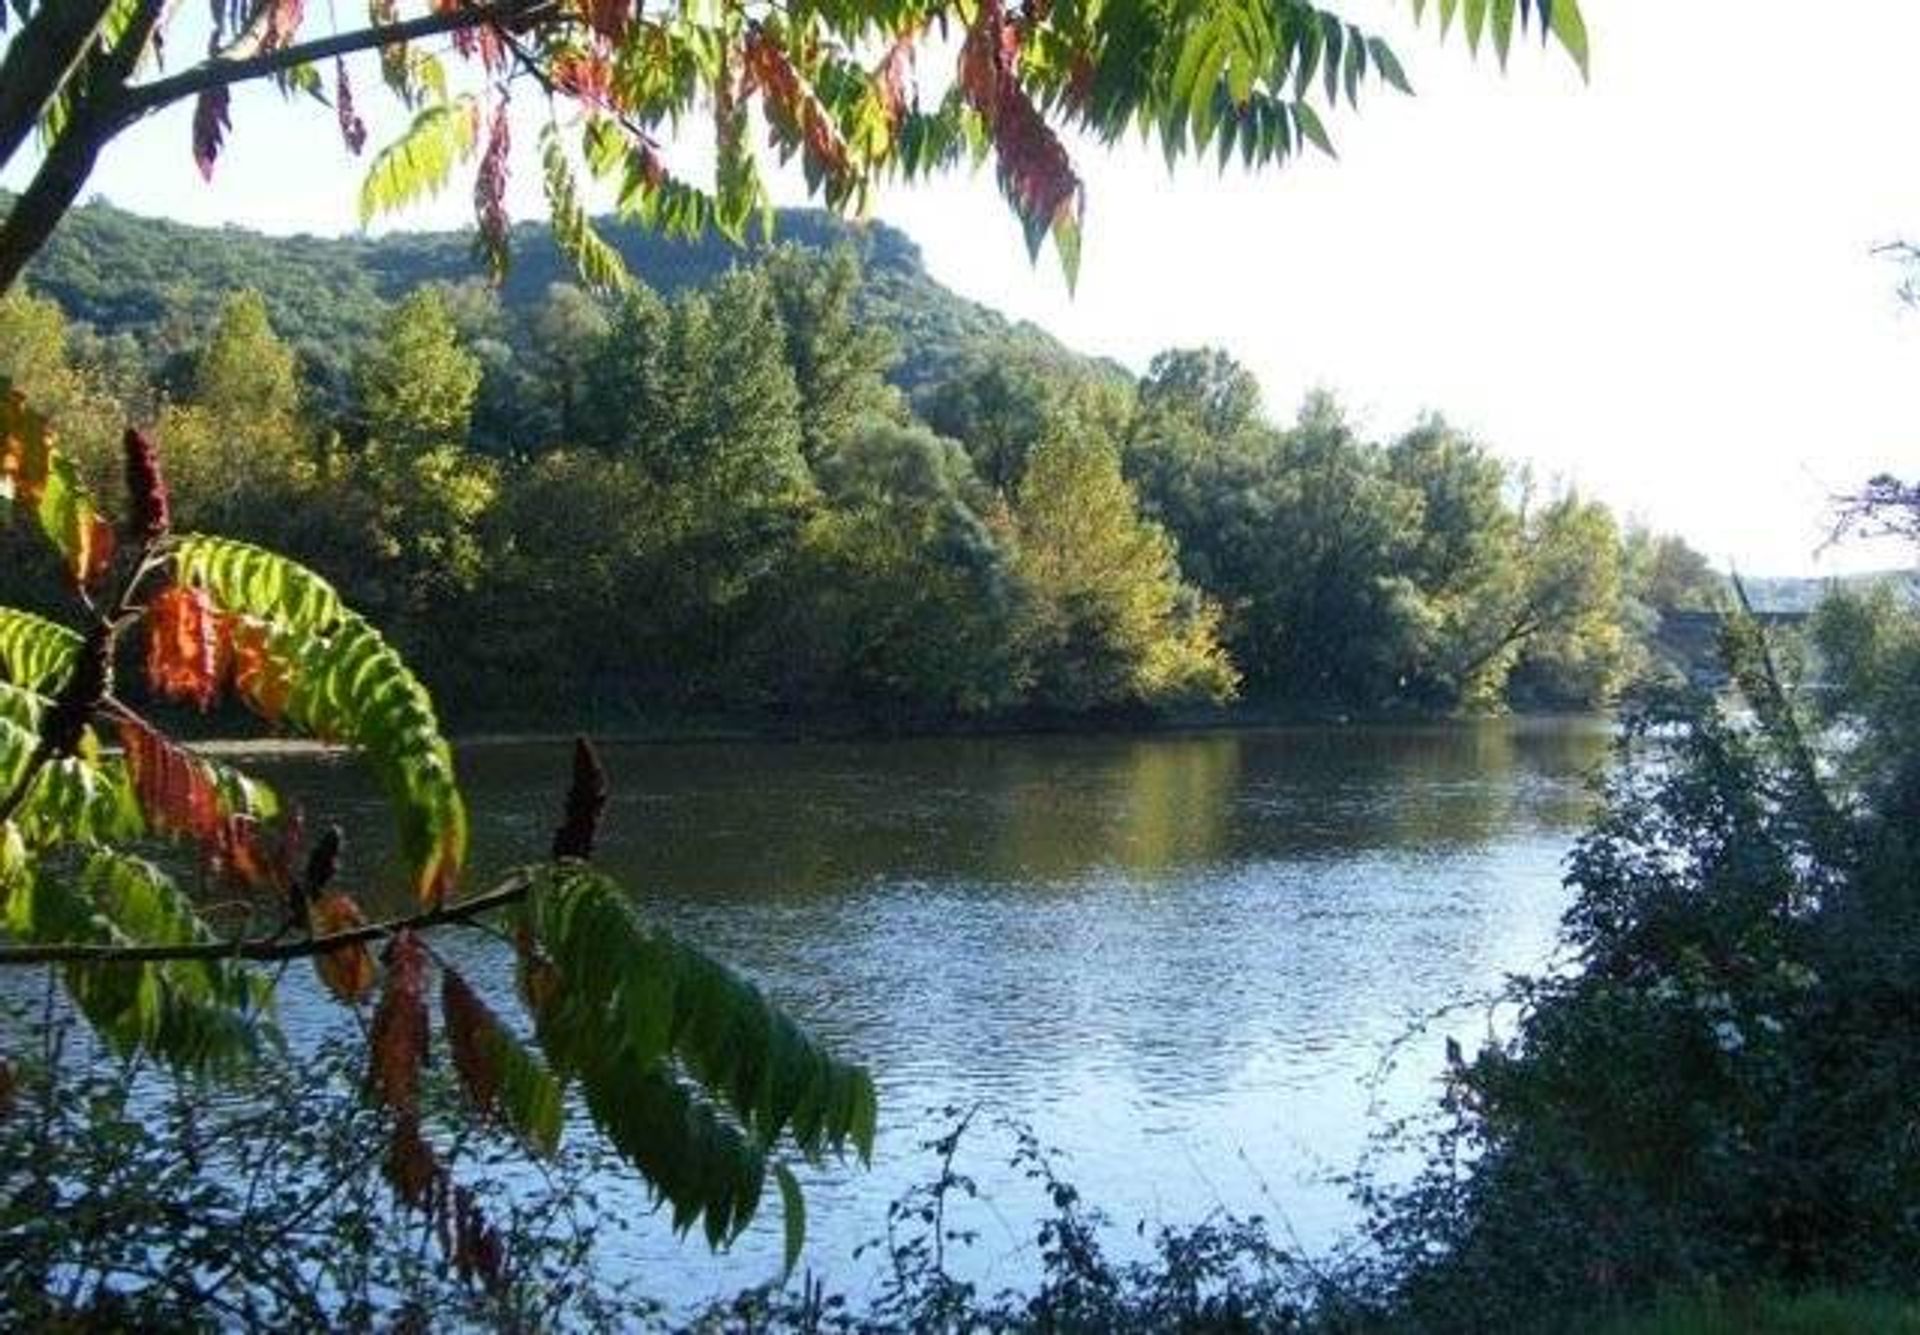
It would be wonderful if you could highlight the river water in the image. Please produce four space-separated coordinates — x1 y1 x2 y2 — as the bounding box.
239 719 1611 1310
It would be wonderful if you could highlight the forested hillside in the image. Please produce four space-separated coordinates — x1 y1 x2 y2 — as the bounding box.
2 200 1723 728
15 195 1097 407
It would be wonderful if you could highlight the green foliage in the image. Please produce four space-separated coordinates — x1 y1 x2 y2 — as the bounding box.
194 290 301 435
355 287 482 449
1598 1289 1920 1335
0 604 78 692
1350 590 1920 1329
772 418 1019 716
5 852 270 1075
358 97 481 227
1008 430 1237 712
0 1021 662 1328
517 864 876 1247
760 245 900 464
0 378 878 1295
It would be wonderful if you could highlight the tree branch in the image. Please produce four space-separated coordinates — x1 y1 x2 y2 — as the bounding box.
0 869 538 967
117 0 565 122
0 0 170 293
0 0 570 292
0 0 121 174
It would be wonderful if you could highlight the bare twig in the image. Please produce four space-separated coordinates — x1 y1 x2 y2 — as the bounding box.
0 870 537 967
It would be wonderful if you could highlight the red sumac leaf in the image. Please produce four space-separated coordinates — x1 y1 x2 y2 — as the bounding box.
192 87 231 181
578 0 631 42
309 891 378 1004
226 617 294 723
955 0 1082 255
437 0 503 68
551 50 613 107
80 513 115 588
146 584 226 711
262 0 305 50
743 28 850 189
987 79 1083 255
473 98 512 282
874 32 917 125
117 711 278 885
957 0 1017 113
386 1113 438 1207
334 57 368 155
441 966 499 1117
369 929 431 1114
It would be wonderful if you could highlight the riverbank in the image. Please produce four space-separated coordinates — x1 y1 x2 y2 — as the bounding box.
439 699 1606 747
175 700 1609 758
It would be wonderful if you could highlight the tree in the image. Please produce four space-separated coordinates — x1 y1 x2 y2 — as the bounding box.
521 281 610 448
1624 525 1722 618
0 1 1590 297
354 288 482 449
149 289 313 537
761 245 899 464
1385 417 1527 707
1504 492 1635 707
771 417 1019 715
1185 392 1424 705
1006 429 1237 713
195 289 300 438
1137 347 1264 440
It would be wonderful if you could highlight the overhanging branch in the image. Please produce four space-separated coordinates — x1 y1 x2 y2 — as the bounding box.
117 0 566 122
0 0 569 295
0 869 538 967
0 0 121 173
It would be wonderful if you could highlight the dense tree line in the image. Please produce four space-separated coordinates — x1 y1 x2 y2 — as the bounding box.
0 246 1715 726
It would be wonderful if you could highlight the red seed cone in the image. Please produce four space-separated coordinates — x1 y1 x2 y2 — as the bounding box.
122 427 171 541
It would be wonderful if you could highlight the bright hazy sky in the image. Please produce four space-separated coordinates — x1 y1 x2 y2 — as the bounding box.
6 3 1918 575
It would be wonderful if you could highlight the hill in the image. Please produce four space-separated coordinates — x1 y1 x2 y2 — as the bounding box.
14 194 1108 401
1739 570 1918 615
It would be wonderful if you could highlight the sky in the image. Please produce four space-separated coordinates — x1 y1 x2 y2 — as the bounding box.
6 2 1919 576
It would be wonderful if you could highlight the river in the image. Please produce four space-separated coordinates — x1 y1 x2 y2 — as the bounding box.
238 718 1611 1310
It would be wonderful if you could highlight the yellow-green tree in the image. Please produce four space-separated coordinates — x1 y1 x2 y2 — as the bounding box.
1007 431 1237 712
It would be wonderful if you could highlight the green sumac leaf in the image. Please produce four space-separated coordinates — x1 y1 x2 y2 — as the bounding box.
0 606 79 694
1546 0 1590 78
775 1160 806 1280
171 536 466 902
359 96 480 225
172 534 344 631
6 852 272 1074
543 126 633 296
517 866 876 1243
1491 0 1516 66
1368 38 1413 96
0 715 139 850
1293 100 1335 157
